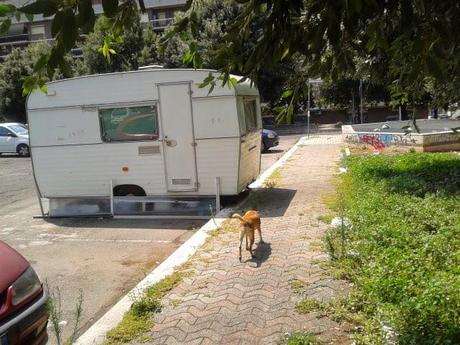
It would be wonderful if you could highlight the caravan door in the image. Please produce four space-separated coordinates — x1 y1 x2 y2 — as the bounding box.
158 82 198 192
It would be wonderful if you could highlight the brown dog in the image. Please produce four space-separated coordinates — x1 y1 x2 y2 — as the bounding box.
232 210 264 262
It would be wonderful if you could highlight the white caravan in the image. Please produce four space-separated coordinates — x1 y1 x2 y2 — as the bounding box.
27 69 262 217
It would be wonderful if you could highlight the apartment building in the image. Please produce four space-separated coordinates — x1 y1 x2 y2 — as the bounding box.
0 0 186 59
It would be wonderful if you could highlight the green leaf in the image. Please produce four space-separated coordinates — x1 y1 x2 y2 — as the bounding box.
19 0 58 17
61 9 78 51
22 76 38 96
77 0 96 34
349 0 362 13
189 41 197 53
47 42 64 77
426 55 443 80
15 11 21 22
25 13 34 22
281 47 290 60
198 72 215 88
281 89 293 99
102 0 118 18
182 50 192 64
51 11 64 36
40 83 47 94
138 0 146 12
0 3 14 16
0 19 11 34
33 54 48 72
193 52 203 68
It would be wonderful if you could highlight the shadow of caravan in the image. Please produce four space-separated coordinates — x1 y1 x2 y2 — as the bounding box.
26 69 263 218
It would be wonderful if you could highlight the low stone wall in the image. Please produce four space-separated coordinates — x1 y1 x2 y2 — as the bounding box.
342 125 460 152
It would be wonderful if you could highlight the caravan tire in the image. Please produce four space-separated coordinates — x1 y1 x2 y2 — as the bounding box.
114 185 146 197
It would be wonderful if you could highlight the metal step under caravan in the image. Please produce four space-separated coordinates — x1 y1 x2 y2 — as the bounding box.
47 196 218 219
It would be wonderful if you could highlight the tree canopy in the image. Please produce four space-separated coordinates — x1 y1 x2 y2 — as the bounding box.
1 0 459 110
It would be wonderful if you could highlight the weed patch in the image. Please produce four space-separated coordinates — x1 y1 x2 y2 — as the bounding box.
280 332 322 345
105 268 191 345
316 213 333 224
264 168 282 188
295 298 327 314
288 279 306 293
324 152 460 344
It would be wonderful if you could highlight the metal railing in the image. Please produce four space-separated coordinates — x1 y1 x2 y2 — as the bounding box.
0 33 46 45
150 18 174 29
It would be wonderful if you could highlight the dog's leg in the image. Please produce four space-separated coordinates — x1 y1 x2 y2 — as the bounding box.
246 231 249 250
248 231 255 258
257 226 264 243
239 228 245 262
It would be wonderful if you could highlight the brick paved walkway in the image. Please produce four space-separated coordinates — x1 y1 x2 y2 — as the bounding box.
140 135 352 345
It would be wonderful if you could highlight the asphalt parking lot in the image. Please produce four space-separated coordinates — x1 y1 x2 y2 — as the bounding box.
0 133 301 343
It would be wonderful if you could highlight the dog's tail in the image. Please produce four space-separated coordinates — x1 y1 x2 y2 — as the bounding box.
232 213 248 224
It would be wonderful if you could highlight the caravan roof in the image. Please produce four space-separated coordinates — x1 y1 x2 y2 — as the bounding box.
27 69 258 111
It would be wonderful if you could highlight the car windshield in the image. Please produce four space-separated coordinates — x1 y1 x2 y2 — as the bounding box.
8 125 28 135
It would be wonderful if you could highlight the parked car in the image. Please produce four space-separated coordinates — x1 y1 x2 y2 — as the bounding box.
0 123 30 157
261 129 279 152
0 241 48 345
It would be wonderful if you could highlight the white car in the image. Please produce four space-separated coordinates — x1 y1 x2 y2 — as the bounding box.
0 123 30 157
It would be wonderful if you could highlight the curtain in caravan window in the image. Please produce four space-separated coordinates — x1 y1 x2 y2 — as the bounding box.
243 99 258 132
100 105 159 141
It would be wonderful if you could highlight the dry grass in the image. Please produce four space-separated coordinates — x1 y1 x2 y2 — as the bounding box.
263 168 282 188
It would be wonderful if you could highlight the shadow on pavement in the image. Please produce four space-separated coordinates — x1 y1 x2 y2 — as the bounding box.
263 149 284 154
247 241 272 268
43 217 206 230
240 188 296 218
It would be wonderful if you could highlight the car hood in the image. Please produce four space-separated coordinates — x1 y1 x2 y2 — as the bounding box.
0 241 29 292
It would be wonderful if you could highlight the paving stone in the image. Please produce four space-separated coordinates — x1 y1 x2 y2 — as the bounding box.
143 136 353 344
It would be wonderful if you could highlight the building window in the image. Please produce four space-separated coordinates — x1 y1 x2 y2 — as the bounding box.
30 24 45 40
99 105 159 142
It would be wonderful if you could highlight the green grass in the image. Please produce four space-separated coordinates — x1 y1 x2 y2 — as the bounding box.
280 332 322 345
104 269 190 345
325 152 460 345
295 298 327 314
288 279 306 293
264 168 282 188
316 213 333 224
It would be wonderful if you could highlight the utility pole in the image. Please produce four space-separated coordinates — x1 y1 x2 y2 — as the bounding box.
307 81 310 138
359 79 363 124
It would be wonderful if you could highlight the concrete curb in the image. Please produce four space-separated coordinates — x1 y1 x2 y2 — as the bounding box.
75 136 306 345
249 136 303 189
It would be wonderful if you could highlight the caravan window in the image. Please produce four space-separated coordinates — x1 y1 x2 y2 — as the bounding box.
99 105 159 142
239 97 260 134
244 99 258 132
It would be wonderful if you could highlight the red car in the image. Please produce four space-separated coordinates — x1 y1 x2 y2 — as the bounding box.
0 241 48 345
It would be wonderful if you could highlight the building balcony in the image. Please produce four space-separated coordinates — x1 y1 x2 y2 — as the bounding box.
150 18 174 30
0 33 47 45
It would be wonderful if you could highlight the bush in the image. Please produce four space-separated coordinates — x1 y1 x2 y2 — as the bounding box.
327 153 460 344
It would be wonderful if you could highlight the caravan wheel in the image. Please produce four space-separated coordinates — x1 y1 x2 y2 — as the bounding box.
113 185 146 197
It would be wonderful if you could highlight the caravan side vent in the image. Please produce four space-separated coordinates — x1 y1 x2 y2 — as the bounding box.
172 178 191 185
138 146 160 155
